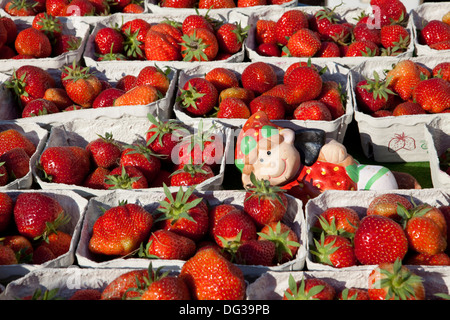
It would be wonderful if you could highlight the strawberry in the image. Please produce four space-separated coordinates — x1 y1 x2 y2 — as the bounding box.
205 67 239 93
94 27 125 56
368 259 425 300
150 22 183 45
366 193 413 221
46 0 68 16
92 88 125 109
244 173 288 228
144 229 196 260
13 192 68 241
149 170 172 188
86 132 122 169
43 88 73 111
355 71 396 113
314 206 360 236
256 19 277 45
315 41 340 57
216 22 247 55
31 12 62 41
116 74 136 91
180 247 246 300
39 146 91 185
62 63 102 108
0 147 30 180
39 230 72 257
256 43 281 57
198 0 235 8
212 210 257 252
22 98 59 117
262 84 295 115
286 28 321 57
177 77 218 116
345 40 380 57
283 275 335 300
317 81 346 119
82 167 110 189
392 102 426 116
419 20 450 46
338 288 370 300
62 0 95 16
161 0 195 7
119 143 161 183
181 14 214 35
89 201 153 256
385 60 421 101
311 233 357 268
432 62 450 81
249 95 285 120
170 163 214 186
219 87 254 105
105 165 148 189
284 66 323 106
275 10 309 46
293 100 332 121
258 221 299 263
0 128 36 157
237 0 266 7
181 28 218 61
88 0 109 14
412 77 450 113
430 40 450 50
69 289 102 300
208 203 241 236
322 23 351 45
0 245 18 265
113 85 160 107
217 97 251 119
310 6 340 35
353 214 408 265
134 66 171 95
144 30 181 61
2 235 33 263
4 65 55 108
380 24 410 55
101 267 151 300
376 0 407 26
53 34 81 56
406 252 450 266
154 185 209 242
121 19 151 60
0 192 13 233
352 23 381 46
398 203 447 255
241 62 277 95
140 270 191 300
235 239 276 266
5 0 37 16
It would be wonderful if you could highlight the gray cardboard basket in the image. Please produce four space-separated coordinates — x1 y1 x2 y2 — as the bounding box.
174 61 353 143
75 189 307 277
0 190 89 283
349 56 450 162
245 5 415 69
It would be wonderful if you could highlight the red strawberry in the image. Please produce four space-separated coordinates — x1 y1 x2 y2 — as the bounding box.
262 84 295 115
392 102 426 116
244 174 288 228
352 23 381 45
69 289 102 300
112 85 160 107
181 28 218 61
205 67 239 92
82 167 110 190
39 230 72 257
412 77 450 113
116 74 136 91
180 247 246 300
62 0 95 16
121 19 151 60
119 143 161 183
317 81 346 119
198 0 235 9
160 0 196 8
0 245 18 265
39 146 90 185
430 40 450 50
88 0 109 14
283 275 335 300
181 14 214 35
310 6 340 35
46 0 69 16
144 30 181 61
208 203 241 236
355 71 396 113
345 40 380 57
293 100 332 121
380 24 410 55
31 12 62 41
5 0 37 16
92 88 125 109
89 201 153 256
62 63 102 108
178 77 218 116
241 62 277 95
140 271 191 300
216 22 247 55
366 193 413 221
0 147 30 180
311 233 357 268
322 23 351 45
338 288 370 300
256 19 277 45
284 66 323 106
86 132 122 169
419 20 450 46
237 0 266 7
314 206 360 236
286 28 321 57
219 87 254 105
22 98 59 118
145 229 196 260
368 259 425 300
2 234 33 263
13 192 68 241
150 22 183 45
249 95 285 120
385 60 422 101
217 97 251 119
275 10 309 46
94 27 125 56
43 88 73 111
235 239 276 266
0 128 36 157
104 165 148 189
170 163 214 186
101 268 151 300
256 43 281 57
354 215 408 265
432 62 450 81
376 0 407 26
134 66 171 95
212 210 257 253
315 41 340 57
0 192 13 233
154 186 209 242
258 221 300 263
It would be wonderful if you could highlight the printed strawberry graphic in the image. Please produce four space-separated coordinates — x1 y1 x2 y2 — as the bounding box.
388 132 416 152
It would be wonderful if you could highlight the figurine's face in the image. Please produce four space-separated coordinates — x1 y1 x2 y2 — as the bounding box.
251 128 301 186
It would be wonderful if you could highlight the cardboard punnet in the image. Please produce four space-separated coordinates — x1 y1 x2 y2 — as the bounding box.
0 16 90 73
0 190 89 283
245 6 415 68
75 189 307 277
83 12 248 72
304 189 450 271
349 56 450 162
0 121 48 190
0 64 177 126
174 61 352 143
424 118 450 190
31 117 233 197
411 2 450 57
